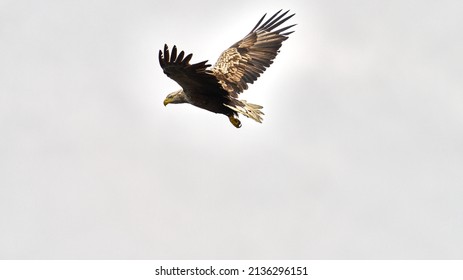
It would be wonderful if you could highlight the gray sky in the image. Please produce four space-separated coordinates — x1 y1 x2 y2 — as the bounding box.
1 0 463 259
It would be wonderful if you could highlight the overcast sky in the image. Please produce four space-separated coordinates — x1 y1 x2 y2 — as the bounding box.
1 0 463 259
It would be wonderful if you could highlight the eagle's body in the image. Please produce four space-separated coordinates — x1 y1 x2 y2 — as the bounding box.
159 10 295 128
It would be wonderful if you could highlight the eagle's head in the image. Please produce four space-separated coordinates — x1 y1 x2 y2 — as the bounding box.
163 89 187 106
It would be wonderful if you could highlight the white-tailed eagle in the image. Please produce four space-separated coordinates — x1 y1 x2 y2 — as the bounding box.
159 10 295 128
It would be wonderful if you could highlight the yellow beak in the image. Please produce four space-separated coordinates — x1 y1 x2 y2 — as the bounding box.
163 98 171 106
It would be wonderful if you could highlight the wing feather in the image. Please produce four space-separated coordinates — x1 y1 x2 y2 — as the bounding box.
212 10 296 94
159 44 224 95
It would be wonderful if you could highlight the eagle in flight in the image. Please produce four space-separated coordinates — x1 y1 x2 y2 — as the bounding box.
159 10 295 128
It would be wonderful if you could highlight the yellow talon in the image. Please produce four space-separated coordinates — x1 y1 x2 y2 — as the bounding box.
228 116 242 128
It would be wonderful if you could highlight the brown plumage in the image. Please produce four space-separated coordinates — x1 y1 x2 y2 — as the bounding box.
159 10 295 128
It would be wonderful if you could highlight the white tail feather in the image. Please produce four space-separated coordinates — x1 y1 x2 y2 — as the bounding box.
224 100 264 123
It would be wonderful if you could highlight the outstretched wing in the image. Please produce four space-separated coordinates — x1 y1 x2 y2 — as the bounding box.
212 10 295 96
159 44 224 94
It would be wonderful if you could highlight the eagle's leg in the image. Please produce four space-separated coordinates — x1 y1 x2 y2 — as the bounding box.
228 115 242 128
